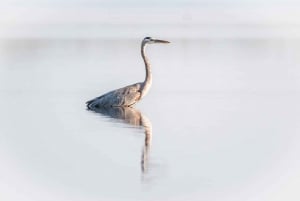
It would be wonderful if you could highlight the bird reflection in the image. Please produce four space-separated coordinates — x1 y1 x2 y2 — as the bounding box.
88 106 152 174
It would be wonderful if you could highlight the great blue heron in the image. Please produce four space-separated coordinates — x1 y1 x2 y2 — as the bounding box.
86 37 170 109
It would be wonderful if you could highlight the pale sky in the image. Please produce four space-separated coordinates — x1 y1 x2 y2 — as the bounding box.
2 0 300 7
1 0 300 38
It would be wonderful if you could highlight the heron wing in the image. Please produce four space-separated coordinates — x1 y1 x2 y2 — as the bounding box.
112 83 142 106
87 83 142 108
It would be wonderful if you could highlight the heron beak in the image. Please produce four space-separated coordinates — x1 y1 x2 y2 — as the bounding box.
153 39 170 44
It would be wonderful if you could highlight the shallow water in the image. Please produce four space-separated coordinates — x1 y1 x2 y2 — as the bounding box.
0 39 300 201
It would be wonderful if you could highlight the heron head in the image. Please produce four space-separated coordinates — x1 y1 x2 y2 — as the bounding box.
143 37 170 44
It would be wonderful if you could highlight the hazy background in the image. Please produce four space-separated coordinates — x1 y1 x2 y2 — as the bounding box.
1 1 300 201
1 0 300 39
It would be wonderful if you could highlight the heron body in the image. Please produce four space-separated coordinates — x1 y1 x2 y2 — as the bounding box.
86 37 169 109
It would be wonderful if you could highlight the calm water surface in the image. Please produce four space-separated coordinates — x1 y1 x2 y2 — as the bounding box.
0 39 300 201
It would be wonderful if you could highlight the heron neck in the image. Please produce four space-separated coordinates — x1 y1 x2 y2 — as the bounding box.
141 43 152 98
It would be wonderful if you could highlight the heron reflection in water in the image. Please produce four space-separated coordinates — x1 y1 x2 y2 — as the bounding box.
89 106 152 174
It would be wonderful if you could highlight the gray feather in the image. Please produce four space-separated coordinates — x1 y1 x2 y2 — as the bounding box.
87 83 142 109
